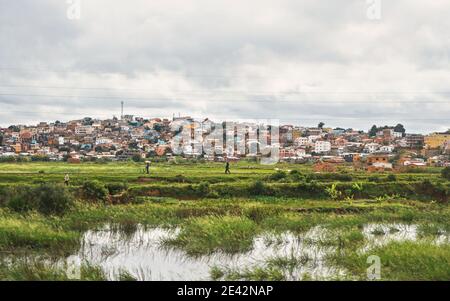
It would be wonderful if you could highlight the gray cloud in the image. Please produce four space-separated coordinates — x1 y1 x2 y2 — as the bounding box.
0 0 449 133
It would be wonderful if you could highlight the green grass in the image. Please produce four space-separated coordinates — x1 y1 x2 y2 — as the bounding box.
332 241 450 280
0 161 448 280
210 265 286 281
0 259 112 281
0 214 79 253
163 216 258 255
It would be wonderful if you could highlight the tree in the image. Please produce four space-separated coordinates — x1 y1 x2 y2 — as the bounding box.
132 154 142 162
0 134 3 145
318 122 325 129
369 125 378 137
394 124 406 136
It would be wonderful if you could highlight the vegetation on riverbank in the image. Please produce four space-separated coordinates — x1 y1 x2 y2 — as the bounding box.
0 162 448 280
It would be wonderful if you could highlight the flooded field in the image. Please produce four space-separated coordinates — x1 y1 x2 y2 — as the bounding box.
61 223 448 281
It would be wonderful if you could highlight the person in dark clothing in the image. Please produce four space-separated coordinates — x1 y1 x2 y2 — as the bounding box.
225 161 231 174
145 161 151 174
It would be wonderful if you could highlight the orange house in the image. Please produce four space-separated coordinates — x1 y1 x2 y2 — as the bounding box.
367 155 389 165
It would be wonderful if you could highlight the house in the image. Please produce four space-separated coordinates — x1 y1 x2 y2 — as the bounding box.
156 145 171 156
314 141 331 153
294 137 308 146
405 134 424 149
67 157 81 164
313 162 337 172
379 145 394 153
403 158 426 167
366 154 393 172
365 142 380 153
75 125 94 136
308 135 321 143
393 131 403 138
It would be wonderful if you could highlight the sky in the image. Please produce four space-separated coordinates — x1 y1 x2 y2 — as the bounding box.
0 0 449 133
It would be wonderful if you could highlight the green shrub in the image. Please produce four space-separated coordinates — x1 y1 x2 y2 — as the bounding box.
325 183 343 200
386 174 397 182
288 170 304 181
368 176 381 183
31 155 50 162
251 180 266 195
81 181 109 202
7 189 34 213
6 184 74 215
34 184 75 215
105 182 129 195
268 171 287 181
196 181 210 197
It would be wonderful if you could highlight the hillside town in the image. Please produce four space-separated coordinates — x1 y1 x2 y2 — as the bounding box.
0 115 449 171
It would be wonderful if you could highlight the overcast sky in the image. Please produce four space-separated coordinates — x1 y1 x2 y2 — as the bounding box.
0 0 449 133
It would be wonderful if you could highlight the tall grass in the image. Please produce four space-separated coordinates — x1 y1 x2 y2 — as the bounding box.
331 241 450 280
0 217 79 252
163 216 258 255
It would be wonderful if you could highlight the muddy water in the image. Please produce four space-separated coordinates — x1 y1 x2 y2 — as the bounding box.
65 223 448 281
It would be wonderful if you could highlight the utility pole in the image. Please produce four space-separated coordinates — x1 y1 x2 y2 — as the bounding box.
121 101 124 120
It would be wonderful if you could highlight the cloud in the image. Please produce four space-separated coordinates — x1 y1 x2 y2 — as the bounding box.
0 0 449 133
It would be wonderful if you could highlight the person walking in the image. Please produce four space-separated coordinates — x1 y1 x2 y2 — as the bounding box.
145 161 151 174
64 174 70 186
225 161 231 174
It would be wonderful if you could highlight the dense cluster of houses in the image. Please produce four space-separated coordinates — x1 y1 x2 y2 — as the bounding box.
0 115 449 169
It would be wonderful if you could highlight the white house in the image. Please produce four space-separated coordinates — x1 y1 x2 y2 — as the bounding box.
314 141 331 153
393 131 403 138
95 138 113 145
308 135 321 143
379 145 395 153
365 143 380 153
75 125 94 136
294 137 308 146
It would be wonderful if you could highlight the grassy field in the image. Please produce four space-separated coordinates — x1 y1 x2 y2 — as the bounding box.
0 161 448 280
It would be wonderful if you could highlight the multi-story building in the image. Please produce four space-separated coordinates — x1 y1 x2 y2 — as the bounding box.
314 141 331 153
405 134 424 149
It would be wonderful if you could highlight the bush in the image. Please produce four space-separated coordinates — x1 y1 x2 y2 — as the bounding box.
196 181 210 196
368 176 381 183
81 181 109 202
0 156 16 163
250 180 266 195
7 187 34 213
34 184 75 215
386 174 397 182
288 170 303 181
31 155 50 162
268 171 287 181
6 184 74 215
131 154 142 162
442 167 450 180
105 182 129 195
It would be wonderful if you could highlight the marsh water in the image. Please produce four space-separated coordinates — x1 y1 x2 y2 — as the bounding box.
66 226 339 280
61 223 448 280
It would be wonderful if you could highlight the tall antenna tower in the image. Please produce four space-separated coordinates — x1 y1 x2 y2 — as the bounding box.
121 101 124 120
